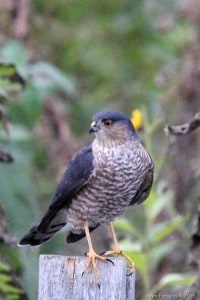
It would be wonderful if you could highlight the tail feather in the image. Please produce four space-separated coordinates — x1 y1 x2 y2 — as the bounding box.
18 209 66 246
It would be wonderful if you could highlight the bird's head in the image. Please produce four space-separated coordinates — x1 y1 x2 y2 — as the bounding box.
89 110 138 145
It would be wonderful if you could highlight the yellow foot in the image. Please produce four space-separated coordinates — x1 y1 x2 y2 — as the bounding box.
82 249 112 284
103 247 135 275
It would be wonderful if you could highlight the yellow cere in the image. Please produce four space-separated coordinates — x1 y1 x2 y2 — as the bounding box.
131 109 143 130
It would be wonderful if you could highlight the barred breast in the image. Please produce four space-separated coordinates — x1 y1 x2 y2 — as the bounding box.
67 139 152 232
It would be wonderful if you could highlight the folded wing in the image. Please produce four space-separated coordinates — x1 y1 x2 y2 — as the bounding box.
18 145 94 246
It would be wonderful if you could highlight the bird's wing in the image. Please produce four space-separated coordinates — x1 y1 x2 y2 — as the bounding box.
130 166 154 206
18 145 94 246
49 145 94 211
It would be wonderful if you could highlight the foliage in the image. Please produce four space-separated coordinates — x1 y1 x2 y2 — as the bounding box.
114 185 194 297
0 63 24 100
0 42 78 299
0 261 24 300
0 0 199 299
114 110 197 297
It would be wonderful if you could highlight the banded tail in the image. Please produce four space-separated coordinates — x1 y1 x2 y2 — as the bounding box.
18 209 66 246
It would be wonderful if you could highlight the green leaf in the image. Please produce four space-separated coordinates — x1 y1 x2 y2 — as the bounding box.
0 63 25 99
116 238 147 276
0 126 31 141
0 261 10 272
143 186 156 207
21 84 43 128
145 182 174 223
29 62 77 97
125 250 148 275
149 216 185 244
114 218 144 241
0 41 28 77
151 273 197 294
8 84 42 129
0 272 24 300
148 241 177 270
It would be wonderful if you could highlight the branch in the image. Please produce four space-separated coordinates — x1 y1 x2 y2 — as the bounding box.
0 146 13 163
12 0 30 39
164 112 200 136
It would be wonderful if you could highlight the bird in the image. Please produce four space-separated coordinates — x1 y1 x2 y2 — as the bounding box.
18 110 154 283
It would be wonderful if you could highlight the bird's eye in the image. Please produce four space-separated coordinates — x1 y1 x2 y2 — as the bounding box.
102 119 113 126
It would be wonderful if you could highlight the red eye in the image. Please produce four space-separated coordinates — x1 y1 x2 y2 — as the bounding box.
103 119 112 126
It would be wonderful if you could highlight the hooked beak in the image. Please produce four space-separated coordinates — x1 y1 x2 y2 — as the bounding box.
89 120 99 134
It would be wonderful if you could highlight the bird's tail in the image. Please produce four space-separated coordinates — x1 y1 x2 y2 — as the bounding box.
18 208 67 246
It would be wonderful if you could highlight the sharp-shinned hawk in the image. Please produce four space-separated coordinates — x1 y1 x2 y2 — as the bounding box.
18 110 154 283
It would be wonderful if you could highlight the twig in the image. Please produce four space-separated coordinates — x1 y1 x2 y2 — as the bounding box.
0 106 13 163
0 145 13 163
164 112 200 136
12 0 30 39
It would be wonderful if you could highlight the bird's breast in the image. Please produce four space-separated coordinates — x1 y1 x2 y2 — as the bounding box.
67 142 152 229
93 144 147 195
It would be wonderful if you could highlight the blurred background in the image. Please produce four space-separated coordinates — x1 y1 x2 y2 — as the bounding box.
0 0 199 299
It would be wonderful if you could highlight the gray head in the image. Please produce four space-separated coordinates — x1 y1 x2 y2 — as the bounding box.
89 110 138 144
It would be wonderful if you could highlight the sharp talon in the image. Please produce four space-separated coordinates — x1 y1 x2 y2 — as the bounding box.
82 271 85 277
106 258 114 265
100 251 105 256
102 246 135 275
82 249 108 284
85 252 87 257
98 283 100 289
126 264 134 276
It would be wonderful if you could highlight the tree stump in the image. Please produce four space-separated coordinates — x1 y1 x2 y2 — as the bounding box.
38 255 135 300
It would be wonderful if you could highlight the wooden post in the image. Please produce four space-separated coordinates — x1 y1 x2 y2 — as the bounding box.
38 255 135 300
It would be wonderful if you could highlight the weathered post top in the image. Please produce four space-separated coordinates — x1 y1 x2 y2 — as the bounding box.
38 255 135 300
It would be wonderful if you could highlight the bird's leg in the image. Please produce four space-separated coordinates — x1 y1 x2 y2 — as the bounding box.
103 222 135 274
82 221 109 284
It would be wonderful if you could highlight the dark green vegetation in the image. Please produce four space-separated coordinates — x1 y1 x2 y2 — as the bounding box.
0 1 199 299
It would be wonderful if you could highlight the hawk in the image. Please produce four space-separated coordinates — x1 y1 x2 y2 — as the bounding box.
18 110 154 283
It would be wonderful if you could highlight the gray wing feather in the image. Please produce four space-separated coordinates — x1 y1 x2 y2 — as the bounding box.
130 167 154 206
18 145 94 246
49 145 94 210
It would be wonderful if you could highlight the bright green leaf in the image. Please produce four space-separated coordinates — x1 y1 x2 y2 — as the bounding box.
0 63 25 99
125 250 148 275
0 261 10 272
